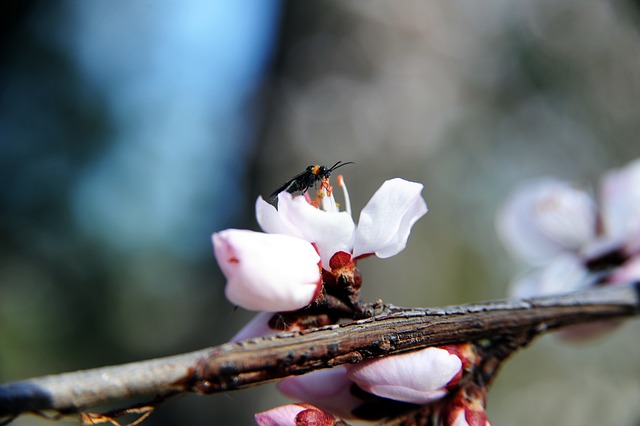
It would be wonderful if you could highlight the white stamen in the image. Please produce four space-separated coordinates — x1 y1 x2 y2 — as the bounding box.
320 187 338 212
338 175 352 218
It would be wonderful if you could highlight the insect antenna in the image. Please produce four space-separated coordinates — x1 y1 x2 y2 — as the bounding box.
327 161 355 173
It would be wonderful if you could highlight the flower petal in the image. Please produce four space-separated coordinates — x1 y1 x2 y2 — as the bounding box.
254 403 336 426
608 255 640 284
230 312 275 342
508 253 591 299
496 179 596 265
278 366 362 420
212 229 321 312
346 347 461 405
277 193 356 268
352 178 428 259
255 196 302 237
601 158 640 242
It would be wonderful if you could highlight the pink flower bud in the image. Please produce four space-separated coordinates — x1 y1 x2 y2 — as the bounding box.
212 229 322 312
346 347 462 405
254 403 338 426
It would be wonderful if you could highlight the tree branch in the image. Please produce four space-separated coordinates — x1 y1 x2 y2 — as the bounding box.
1 283 638 421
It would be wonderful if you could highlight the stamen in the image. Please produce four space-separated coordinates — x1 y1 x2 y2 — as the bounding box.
337 175 352 217
320 184 338 212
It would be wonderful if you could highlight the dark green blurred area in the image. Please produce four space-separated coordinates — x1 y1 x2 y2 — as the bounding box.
3 1 640 425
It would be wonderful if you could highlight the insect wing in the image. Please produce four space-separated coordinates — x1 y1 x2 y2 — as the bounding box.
269 169 312 199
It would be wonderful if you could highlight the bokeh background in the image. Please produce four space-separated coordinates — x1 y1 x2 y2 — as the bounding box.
2 1 640 425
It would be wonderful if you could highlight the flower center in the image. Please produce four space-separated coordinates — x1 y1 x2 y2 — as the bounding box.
312 175 352 217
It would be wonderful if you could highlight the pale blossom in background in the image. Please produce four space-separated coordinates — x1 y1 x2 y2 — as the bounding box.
508 253 591 299
497 159 640 341
600 158 640 253
496 179 596 266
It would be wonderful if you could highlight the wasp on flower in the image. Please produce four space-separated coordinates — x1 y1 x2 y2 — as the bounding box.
269 161 354 200
212 164 427 315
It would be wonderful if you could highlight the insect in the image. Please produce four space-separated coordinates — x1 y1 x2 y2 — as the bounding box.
269 161 354 199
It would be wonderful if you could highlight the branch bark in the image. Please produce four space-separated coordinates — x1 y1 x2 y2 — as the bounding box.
1 284 638 420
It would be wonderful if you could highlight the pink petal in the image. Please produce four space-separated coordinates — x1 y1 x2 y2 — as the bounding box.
608 255 640 284
497 179 596 265
352 178 428 259
254 403 306 426
255 404 336 426
278 366 362 419
212 229 321 312
346 347 461 404
277 193 356 268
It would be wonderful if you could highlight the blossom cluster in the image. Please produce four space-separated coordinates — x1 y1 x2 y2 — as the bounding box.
212 172 488 424
497 158 640 339
213 177 427 313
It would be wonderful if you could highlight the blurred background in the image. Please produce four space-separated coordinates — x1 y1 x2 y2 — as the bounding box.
2 1 640 425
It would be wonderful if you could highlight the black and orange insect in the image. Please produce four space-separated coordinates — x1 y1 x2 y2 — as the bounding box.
269 161 354 200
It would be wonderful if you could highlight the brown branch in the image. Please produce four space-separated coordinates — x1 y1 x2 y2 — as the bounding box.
1 283 638 421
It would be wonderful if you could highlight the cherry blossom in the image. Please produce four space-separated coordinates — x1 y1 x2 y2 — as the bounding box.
497 159 640 340
278 345 470 421
256 177 428 270
213 177 427 313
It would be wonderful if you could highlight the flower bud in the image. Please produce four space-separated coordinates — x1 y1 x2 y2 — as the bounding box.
255 403 338 426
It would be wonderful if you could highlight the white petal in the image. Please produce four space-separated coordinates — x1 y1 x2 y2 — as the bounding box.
346 347 461 404
352 178 428 259
601 158 640 241
212 229 321 312
277 193 356 268
230 312 275 342
255 196 301 237
496 179 596 265
509 253 591 299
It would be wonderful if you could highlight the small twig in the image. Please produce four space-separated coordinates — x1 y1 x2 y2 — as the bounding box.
1 284 638 421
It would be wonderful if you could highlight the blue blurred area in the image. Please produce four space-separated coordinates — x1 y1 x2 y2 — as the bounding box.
64 1 280 257
0 1 281 424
